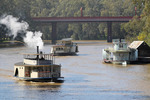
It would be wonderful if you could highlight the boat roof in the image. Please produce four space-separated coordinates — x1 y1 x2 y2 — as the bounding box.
128 41 144 49
61 38 72 41
113 39 126 43
104 49 130 53
52 45 66 47
21 53 52 56
14 62 60 67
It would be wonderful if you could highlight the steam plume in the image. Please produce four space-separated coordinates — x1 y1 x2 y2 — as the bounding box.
24 31 43 49
0 15 43 49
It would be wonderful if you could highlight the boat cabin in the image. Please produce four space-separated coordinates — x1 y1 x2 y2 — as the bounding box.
102 39 138 64
14 48 63 81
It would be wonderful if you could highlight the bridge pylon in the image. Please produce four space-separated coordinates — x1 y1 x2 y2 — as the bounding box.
51 22 57 44
107 22 112 42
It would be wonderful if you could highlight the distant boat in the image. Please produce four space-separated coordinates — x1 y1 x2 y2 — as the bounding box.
14 46 64 82
50 38 78 56
102 39 138 64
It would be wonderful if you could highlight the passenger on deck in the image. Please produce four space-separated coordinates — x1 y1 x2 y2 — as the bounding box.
40 51 45 60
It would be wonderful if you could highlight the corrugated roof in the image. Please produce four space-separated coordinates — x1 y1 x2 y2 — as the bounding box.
128 41 144 49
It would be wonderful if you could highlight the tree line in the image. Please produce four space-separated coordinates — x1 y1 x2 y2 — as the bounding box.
1 0 149 44
122 0 150 45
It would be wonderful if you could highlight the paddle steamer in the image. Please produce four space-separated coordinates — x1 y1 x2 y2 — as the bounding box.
50 38 78 56
14 46 63 82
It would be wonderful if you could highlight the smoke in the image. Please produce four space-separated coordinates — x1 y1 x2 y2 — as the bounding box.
0 15 44 50
24 31 43 49
0 15 28 38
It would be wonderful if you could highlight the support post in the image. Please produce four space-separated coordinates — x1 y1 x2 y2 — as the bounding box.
51 22 57 44
107 22 112 42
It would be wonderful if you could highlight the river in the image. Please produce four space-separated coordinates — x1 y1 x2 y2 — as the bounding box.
1 41 150 100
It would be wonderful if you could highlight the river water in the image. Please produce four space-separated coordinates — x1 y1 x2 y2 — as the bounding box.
1 41 150 100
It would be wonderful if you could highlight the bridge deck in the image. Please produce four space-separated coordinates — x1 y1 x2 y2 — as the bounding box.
31 16 133 43
32 16 133 22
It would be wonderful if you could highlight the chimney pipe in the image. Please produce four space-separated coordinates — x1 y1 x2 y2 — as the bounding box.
37 46 39 65
37 46 39 54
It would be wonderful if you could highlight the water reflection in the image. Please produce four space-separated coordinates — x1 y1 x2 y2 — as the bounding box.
77 54 89 56
13 80 63 100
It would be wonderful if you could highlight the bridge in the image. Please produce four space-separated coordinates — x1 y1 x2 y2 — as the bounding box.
32 16 133 44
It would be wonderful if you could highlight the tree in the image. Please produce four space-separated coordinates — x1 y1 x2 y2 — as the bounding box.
0 0 136 41
122 0 150 45
122 16 144 42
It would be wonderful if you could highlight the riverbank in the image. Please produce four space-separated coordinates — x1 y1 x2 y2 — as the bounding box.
0 40 108 48
43 40 108 45
0 41 24 48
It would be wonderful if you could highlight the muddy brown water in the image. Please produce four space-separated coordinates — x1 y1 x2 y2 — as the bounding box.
1 41 150 100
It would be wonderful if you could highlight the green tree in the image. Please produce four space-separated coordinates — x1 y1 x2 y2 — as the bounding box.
101 0 135 39
0 0 136 41
122 16 144 42
122 0 150 44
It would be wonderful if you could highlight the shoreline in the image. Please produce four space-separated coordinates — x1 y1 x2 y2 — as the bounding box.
0 41 24 48
44 40 110 45
0 40 109 48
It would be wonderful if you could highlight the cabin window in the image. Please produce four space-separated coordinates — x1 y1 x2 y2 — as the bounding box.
45 67 48 72
119 44 123 48
56 48 63 51
53 68 57 72
49 67 51 72
56 48 59 50
38 67 43 72
32 67 38 72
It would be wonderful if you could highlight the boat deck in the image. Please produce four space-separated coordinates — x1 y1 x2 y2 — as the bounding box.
14 62 60 67
104 48 130 53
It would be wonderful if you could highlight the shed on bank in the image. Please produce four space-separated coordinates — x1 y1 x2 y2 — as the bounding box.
128 41 150 57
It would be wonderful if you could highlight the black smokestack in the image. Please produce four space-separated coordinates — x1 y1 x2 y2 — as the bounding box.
37 46 39 65
37 46 39 54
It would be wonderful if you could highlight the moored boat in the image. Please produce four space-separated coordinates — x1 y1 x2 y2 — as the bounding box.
102 39 138 65
14 46 63 82
50 38 78 56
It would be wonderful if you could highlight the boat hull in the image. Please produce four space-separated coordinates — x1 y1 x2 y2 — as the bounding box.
52 52 77 56
14 76 64 82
